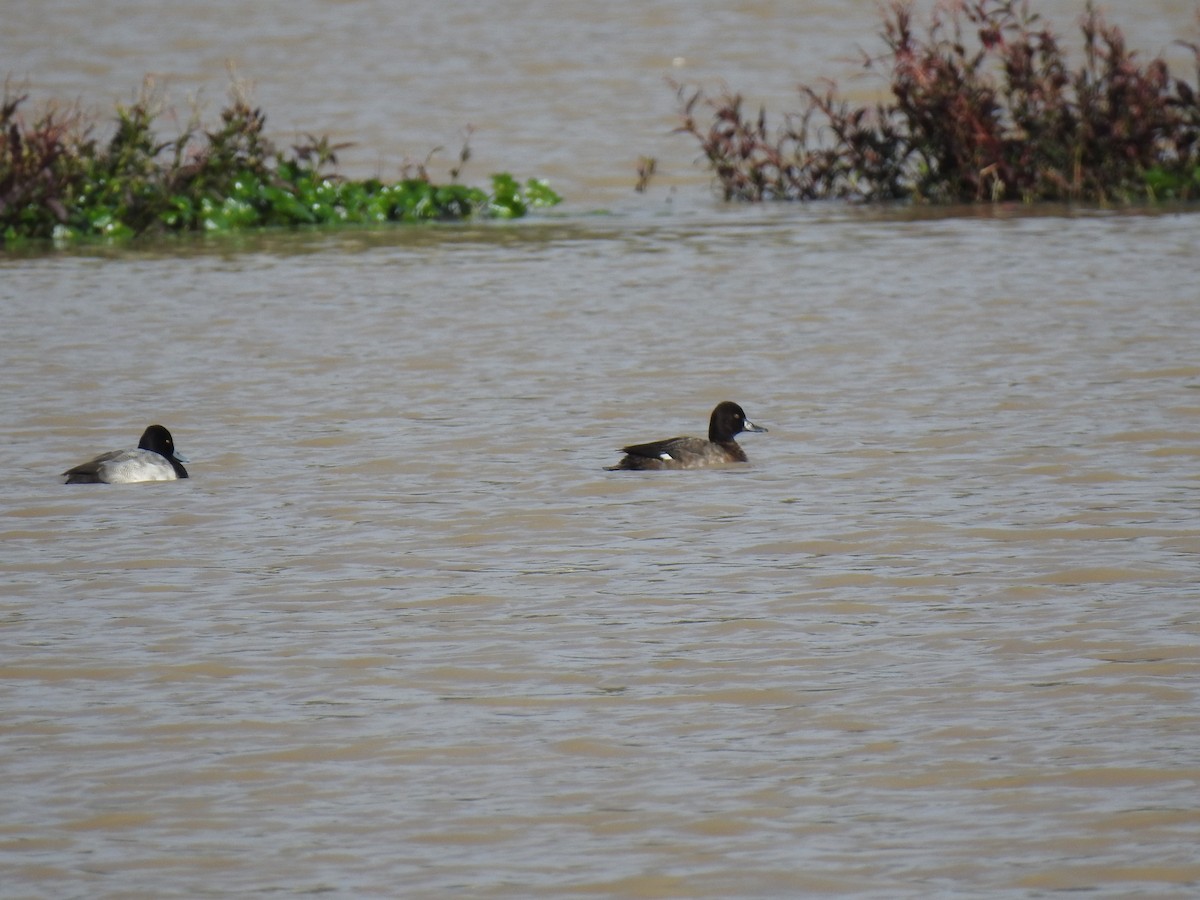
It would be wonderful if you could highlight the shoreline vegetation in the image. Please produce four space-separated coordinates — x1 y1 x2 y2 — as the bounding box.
5 0 1199 247
671 0 1200 204
0 80 560 246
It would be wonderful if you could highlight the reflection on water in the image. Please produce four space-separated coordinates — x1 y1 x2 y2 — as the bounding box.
3 0 1200 895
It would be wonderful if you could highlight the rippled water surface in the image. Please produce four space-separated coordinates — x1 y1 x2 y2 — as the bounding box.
3 2 1200 898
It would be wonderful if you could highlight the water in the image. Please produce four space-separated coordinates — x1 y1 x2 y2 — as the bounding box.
3 2 1200 898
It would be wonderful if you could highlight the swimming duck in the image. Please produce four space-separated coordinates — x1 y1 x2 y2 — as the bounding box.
606 401 767 470
63 424 189 484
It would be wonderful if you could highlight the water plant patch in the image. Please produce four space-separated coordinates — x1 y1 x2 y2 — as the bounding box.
0 82 560 245
672 0 1200 204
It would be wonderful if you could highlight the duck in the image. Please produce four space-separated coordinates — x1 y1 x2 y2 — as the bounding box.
63 424 189 484
606 401 767 470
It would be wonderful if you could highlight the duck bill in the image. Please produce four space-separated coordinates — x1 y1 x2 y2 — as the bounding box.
744 420 767 434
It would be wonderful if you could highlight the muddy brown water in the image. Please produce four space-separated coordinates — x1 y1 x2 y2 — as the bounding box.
3 2 1200 897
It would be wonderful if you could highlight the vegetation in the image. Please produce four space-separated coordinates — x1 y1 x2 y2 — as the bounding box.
0 82 560 245
674 0 1200 204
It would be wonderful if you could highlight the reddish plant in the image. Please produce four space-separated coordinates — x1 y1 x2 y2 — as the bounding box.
674 0 1200 203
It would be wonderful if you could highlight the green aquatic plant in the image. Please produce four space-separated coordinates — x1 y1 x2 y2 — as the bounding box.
0 82 560 245
673 0 1200 204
